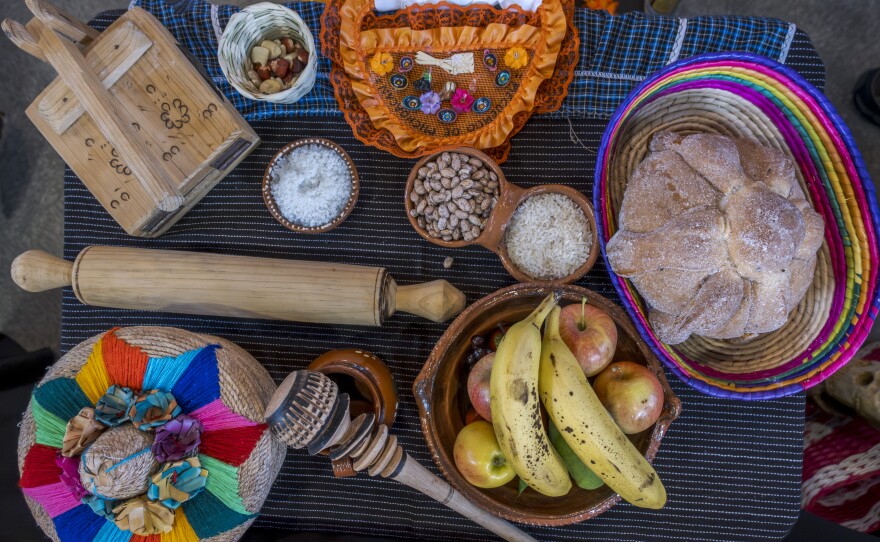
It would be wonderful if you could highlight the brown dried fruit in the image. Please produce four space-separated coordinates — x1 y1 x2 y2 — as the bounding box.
269 58 290 79
296 48 309 65
280 37 296 54
290 58 305 75
256 65 272 80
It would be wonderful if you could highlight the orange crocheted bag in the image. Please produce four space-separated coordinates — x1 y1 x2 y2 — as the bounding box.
320 0 579 162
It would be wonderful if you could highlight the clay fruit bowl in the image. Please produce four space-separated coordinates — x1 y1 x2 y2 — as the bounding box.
405 148 598 284
413 283 681 525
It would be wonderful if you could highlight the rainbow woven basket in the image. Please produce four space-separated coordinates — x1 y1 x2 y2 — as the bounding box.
17 327 286 542
594 52 880 400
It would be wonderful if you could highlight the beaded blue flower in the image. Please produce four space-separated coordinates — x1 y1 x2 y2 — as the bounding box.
129 389 181 430
483 49 498 71
398 56 414 72
94 385 136 427
437 108 458 123
390 74 408 90
472 97 491 114
147 458 208 509
495 70 511 87
402 95 422 111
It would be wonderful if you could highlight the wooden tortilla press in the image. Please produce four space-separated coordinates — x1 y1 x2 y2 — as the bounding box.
11 246 467 326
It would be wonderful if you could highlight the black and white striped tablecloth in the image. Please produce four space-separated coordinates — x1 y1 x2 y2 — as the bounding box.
60 15 824 540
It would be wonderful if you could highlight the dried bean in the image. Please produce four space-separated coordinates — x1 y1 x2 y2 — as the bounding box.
409 154 499 240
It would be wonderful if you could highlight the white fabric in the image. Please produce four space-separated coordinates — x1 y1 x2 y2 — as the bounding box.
415 52 475 75
374 0 542 13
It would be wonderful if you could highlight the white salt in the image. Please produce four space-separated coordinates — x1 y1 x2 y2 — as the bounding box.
503 193 592 280
269 144 352 227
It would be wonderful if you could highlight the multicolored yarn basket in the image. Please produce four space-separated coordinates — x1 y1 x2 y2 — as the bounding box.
594 52 880 400
17 327 286 542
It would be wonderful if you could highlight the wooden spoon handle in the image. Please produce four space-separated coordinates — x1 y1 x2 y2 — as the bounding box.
393 456 538 542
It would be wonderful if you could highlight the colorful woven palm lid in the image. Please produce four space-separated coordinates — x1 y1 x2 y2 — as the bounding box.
594 52 880 400
320 0 579 162
17 327 285 541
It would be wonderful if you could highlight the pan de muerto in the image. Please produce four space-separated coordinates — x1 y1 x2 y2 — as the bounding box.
606 131 825 344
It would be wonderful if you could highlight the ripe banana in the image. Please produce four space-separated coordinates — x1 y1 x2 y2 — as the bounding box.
539 306 667 509
490 293 571 497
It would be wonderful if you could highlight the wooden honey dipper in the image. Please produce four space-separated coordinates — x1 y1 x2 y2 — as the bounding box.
265 370 538 542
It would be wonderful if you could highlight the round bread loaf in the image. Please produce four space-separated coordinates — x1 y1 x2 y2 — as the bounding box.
606 131 824 345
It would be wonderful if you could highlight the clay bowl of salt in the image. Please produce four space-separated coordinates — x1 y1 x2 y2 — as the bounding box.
263 138 359 233
405 147 599 284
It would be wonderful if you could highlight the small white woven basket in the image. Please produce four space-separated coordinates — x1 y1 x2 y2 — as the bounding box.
218 2 318 104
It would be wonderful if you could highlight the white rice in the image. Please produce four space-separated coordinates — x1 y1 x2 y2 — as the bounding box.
503 193 592 280
269 144 352 227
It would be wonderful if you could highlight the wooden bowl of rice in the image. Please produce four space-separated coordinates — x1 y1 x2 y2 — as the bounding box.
405 148 599 283
263 138 359 233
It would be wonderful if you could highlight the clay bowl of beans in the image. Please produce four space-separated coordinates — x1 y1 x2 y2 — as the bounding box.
405 147 599 283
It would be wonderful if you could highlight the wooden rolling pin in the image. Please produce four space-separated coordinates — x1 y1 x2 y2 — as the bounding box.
11 246 467 326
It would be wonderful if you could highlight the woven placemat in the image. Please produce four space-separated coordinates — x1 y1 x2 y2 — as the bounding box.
57 8 824 542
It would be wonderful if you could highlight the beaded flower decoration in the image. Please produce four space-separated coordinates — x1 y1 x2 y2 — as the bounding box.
19 328 276 541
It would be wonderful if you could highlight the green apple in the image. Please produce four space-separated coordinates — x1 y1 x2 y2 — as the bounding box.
453 420 516 488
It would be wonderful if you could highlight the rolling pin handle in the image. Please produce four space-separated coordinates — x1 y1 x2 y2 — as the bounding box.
10 250 73 292
392 279 467 323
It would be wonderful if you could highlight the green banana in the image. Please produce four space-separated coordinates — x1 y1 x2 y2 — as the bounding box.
548 421 604 490
539 306 667 509
490 293 571 497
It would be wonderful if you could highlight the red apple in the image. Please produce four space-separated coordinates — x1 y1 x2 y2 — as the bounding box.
593 361 664 434
453 420 515 488
467 352 494 422
558 300 618 376
464 408 483 425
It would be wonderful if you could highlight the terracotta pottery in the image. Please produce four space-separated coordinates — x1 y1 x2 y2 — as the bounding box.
413 283 681 525
263 138 360 233
307 348 399 477
405 147 599 284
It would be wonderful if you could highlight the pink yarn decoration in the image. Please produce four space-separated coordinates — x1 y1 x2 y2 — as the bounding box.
190 399 260 431
54 453 89 500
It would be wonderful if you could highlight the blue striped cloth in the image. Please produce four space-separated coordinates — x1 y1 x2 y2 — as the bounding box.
130 0 797 120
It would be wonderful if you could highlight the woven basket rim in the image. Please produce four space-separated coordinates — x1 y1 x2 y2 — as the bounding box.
593 51 880 400
217 2 318 104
